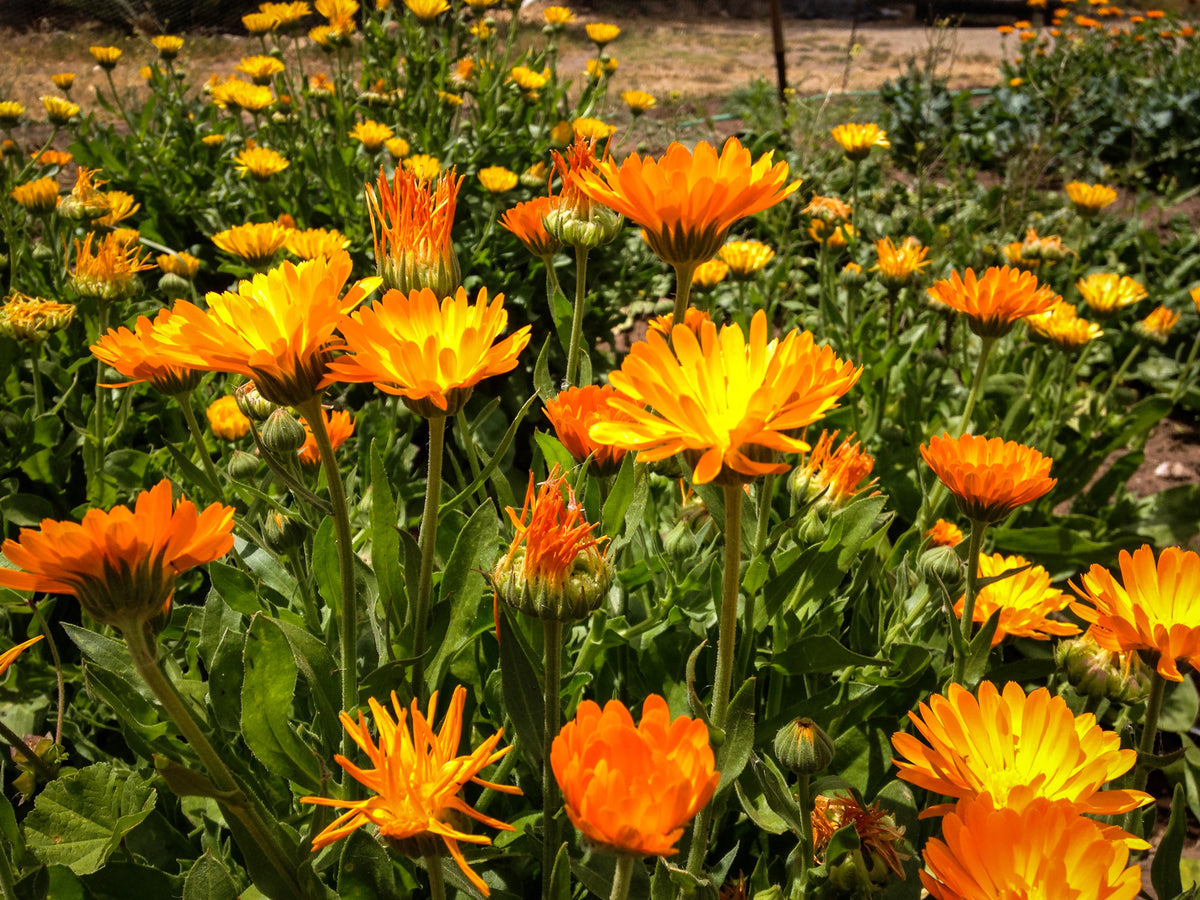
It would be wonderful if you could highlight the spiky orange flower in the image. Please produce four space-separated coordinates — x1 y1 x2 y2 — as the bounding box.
811 794 909 877
1065 181 1118 215
892 680 1151 818
0 293 74 342
789 430 876 506
592 310 860 485
956 553 1079 646
499 197 562 260
575 136 800 271
324 286 531 417
872 236 930 289
91 309 202 396
926 266 1060 337
830 122 890 160
544 385 634 475
920 433 1056 524
367 166 462 298
0 480 234 629
297 408 354 467
551 694 719 856
1071 545 1200 681
149 251 379 407
922 795 1141 900
1076 273 1147 316
70 231 153 302
302 685 519 897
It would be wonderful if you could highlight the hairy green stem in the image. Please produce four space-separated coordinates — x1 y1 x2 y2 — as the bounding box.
1127 670 1167 840
413 414 447 691
951 520 988 687
671 263 697 330
542 618 563 900
176 391 225 502
957 336 996 437
610 855 634 900
794 772 813 894
29 343 44 417
30 603 64 745
565 245 590 387
426 856 447 900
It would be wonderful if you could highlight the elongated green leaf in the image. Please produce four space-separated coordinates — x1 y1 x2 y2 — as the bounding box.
183 851 239 900
370 440 404 623
1152 783 1187 900
498 612 544 765
716 678 756 795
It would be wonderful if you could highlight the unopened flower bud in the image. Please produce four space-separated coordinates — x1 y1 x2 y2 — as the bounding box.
919 545 963 585
840 262 866 287
1055 632 1151 705
157 272 191 296
260 408 306 455
235 381 277 422
543 205 624 250
774 717 834 776
227 449 261 480
263 511 306 553
662 519 698 561
31 244 55 263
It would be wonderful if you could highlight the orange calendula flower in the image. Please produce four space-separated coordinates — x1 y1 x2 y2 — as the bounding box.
920 433 1056 524
91 309 202 396
872 236 931 290
367 166 463 298
552 694 719 856
1065 181 1118 215
718 240 774 276
544 384 634 476
592 310 860 486
234 146 290 180
1071 545 1200 682
325 286 531 418
956 552 1080 646
926 266 1060 337
0 480 234 630
151 251 379 407
0 293 75 342
788 430 877 507
10 178 59 215
544 136 623 250
922 795 1142 900
499 197 562 260
693 258 730 288
892 680 1152 818
1076 273 1147 316
576 137 799 272
925 518 963 547
33 149 72 168
830 122 890 160
71 231 153 302
804 194 852 224
301 685 519 897
1136 305 1180 343
297 408 354 467
212 221 290 268
1026 300 1103 351
811 794 909 877
647 306 712 339
207 395 252 440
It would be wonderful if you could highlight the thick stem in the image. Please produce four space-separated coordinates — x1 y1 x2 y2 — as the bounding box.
295 397 359 746
1127 669 1167 840
671 262 697 329
426 856 447 900
565 245 590 387
609 855 635 900
951 520 988 686
29 604 64 745
794 772 813 893
412 414 447 691
541 618 563 900
176 392 226 502
737 475 774 678
957 336 996 437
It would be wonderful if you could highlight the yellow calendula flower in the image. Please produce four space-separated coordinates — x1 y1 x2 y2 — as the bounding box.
585 22 620 46
830 122 890 161
207 395 252 440
1136 305 1180 343
41 96 80 126
0 101 26 128
585 57 618 79
403 153 441 181
572 117 616 142
10 178 59 215
243 11 278 32
157 252 201 279
438 90 464 106
1065 181 1118 216
509 65 549 92
236 55 285 85
260 0 312 27
1076 273 1147 317
692 258 730 288
872 236 931 290
621 90 656 115
234 146 290 180
71 232 154 302
718 239 775 276
956 552 1080 646
348 120 394 153
51 73 75 92
1026 301 1103 351
404 0 450 20
478 166 518 193
285 227 351 260
789 429 877 507
385 137 410 159
201 133 227 148
0 293 75 342
212 221 290 268
95 190 140 228
210 79 274 113
89 46 123 70
544 5 575 25
151 35 184 60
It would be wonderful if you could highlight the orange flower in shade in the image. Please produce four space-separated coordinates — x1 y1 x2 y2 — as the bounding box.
149 251 380 407
811 794 909 877
1076 273 1147 316
297 408 354 467
1136 305 1180 343
647 306 712 339
324 286 531 418
955 553 1080 646
922 795 1142 900
544 385 634 476
892 681 1151 819
0 637 43 678
0 480 234 629
492 469 613 621
803 195 852 223
925 519 963 547
551 694 719 856
574 136 800 271
212 221 290 268
1064 181 1118 215
926 266 1060 337
921 434 1055 524
366 166 463 298
207 395 251 440
91 309 203 396
830 122 890 160
593 311 860 485
789 430 877 507
499 196 562 260
301 686 520 897
1071 545 1200 682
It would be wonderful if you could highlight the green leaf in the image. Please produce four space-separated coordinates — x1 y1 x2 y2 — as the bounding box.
370 440 404 628
533 335 556 402
24 763 156 876
961 608 1002 688
548 841 571 900
1153 784 1188 900
716 677 756 795
823 822 861 867
268 618 342 752
498 612 544 765
208 563 262 617
183 851 240 900
1160 677 1200 734
752 755 805 835
772 635 887 675
312 517 341 614
241 615 322 790
337 830 397 900
83 862 178 900
602 454 636 539
533 431 575 477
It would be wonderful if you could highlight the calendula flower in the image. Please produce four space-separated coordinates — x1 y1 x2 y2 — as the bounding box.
926 266 1060 337
811 794 909 877
71 231 153 302
693 258 730 288
804 194 852 224
1026 300 1103 351
585 22 621 46
34 149 72 168
236 55 285 84
41 95 79 125
234 146 290 181
508 65 548 92
285 227 351 260
297 408 354 467
576 136 800 272
50 73 75 92
207 395 251 440
325 286 529 417
0 480 234 630
549 120 574 147
1018 228 1073 264
957 553 1079 646
0 293 75 342
544 385 633 475
94 190 139 229
1191 285 1200 315
920 433 1056 524
1076 273 1147 317
544 5 575 25
499 197 562 260
201 133 227 147
404 0 450 20
10 178 59 215
585 58 618 79
492 469 613 620
384 137 410 160
243 11 278 32
718 240 775 276
1064 182 1116 214
922 795 1142 900
152 35 185 59
0 101 25 128
367 166 462 298
314 0 358 20
647 306 712 339
543 136 623 250
592 310 860 486
301 685 519 897
349 120 394 153
788 430 876 507
89 46 123 69
830 122 890 160
809 220 855 248
621 90 656 114
872 236 931 290
1071 545 1200 682
403 153 442 181
91 309 203 396
157 252 201 279
1136 305 1180 343
572 117 616 141
478 166 518 193
150 251 379 407
892 680 1152 817
210 79 274 112
925 518 963 547
0 637 43 679
552 694 719 856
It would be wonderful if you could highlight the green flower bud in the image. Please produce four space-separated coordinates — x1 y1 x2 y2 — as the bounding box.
263 511 306 553
774 717 835 776
260 408 306 455
31 243 55 263
235 381 278 423
227 449 261 480
543 205 624 250
918 545 963 585
157 272 191 296
1055 632 1151 705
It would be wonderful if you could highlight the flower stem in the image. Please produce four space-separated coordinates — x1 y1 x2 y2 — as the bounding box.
609 855 634 900
1100 340 1144 413
176 391 226 502
957 336 996 437
295 397 359 748
29 343 44 417
794 773 813 893
29 603 64 745
425 856 447 900
565 246 590 387
412 414 446 692
1128 669 1167 840
542 617 563 900
671 262 697 329
951 519 988 687
737 474 774 679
